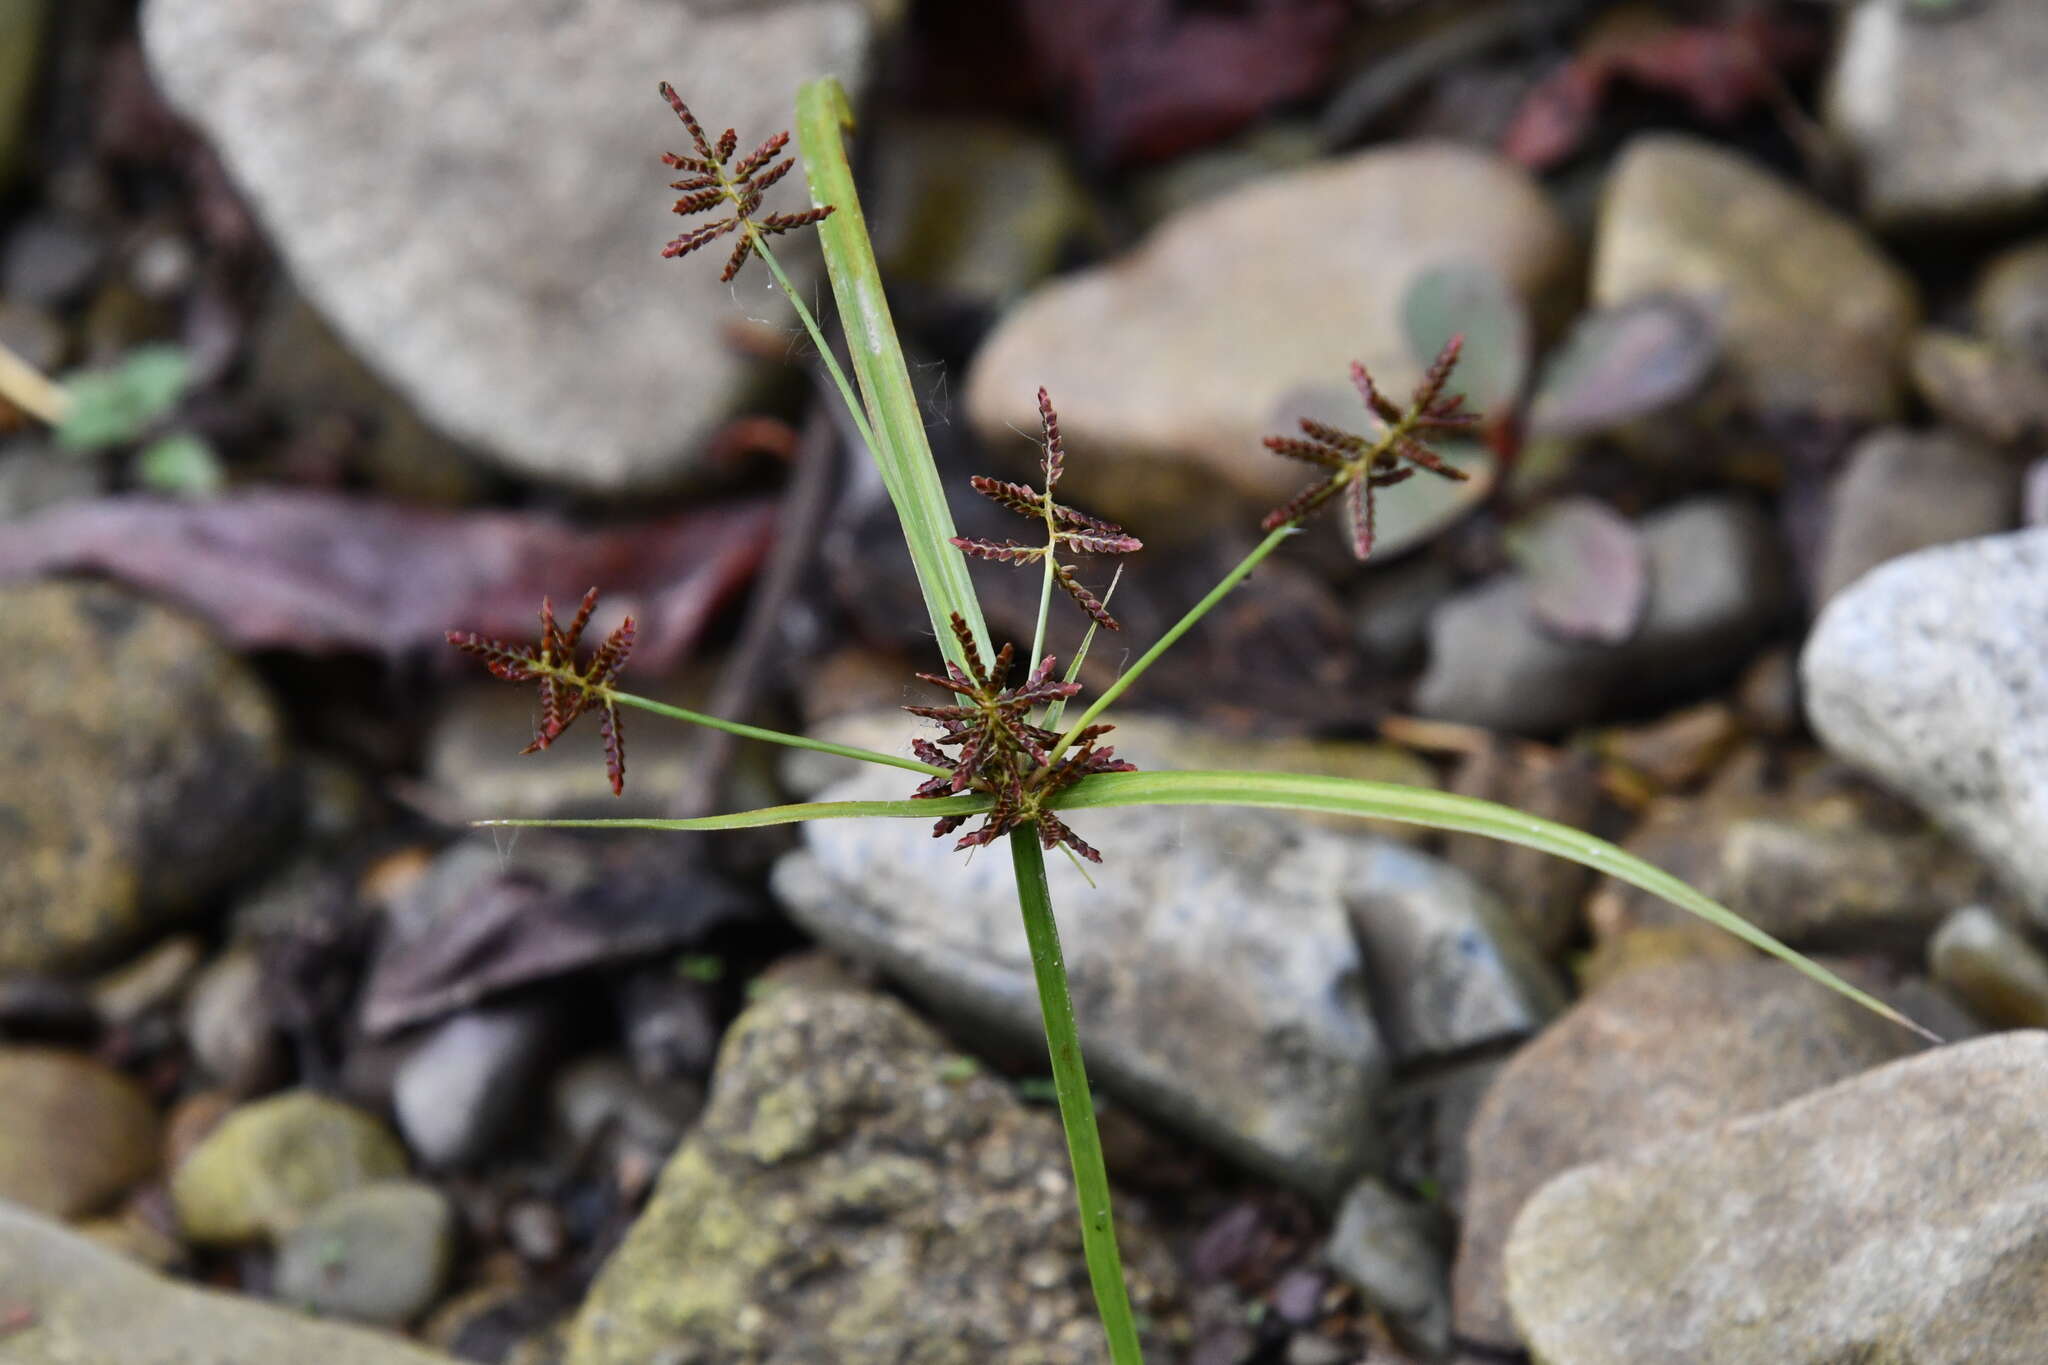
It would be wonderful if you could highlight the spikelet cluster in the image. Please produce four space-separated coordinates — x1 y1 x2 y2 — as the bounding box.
658 82 834 282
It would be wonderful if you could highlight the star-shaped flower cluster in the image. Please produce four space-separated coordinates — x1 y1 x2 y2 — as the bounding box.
447 588 636 795
658 82 835 282
905 614 1134 862
1262 336 1478 559
952 388 1141 630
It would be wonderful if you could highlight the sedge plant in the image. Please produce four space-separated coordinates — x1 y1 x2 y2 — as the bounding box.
447 77 1936 1363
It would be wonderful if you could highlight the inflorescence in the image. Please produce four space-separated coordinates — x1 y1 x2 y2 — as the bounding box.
447 589 636 796
904 615 1134 862
658 82 835 282
1262 336 1477 559
951 388 1141 630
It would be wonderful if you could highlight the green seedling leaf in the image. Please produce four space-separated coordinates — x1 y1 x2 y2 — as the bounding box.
1401 260 1530 413
55 344 192 451
133 433 225 498
674 953 725 983
1527 296 1716 437
1507 496 1648 645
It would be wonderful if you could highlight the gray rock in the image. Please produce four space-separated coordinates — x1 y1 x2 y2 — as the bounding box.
565 985 1184 1365
1593 134 1916 422
183 944 282 1095
1803 530 2048 919
965 141 1573 537
1 212 105 306
0 1200 458 1364
1907 327 2048 450
552 1054 702 1160
274 1181 455 1326
1381 1057 1505 1218
1345 841 1566 1064
1505 1032 2048 1364
1327 1177 1450 1357
1817 427 2019 603
0 442 106 521
393 1002 556 1168
1415 497 1790 734
1827 0 2048 228
1975 237 2048 367
0 581 296 973
1929 904 2048 1030
1451 959 1930 1351
772 764 1388 1198
140 0 872 492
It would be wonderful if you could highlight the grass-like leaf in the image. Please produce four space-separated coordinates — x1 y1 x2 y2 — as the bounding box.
475 792 985 834
795 78 990 671
1050 769 1940 1042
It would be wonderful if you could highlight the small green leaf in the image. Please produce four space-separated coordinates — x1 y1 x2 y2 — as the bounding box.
1402 261 1530 412
937 1055 981 1082
1014 1077 1060 1104
1527 297 1716 437
55 345 193 451
133 433 225 497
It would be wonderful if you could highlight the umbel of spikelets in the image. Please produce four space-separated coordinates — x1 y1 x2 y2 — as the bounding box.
951 388 1141 630
447 588 636 796
904 614 1135 862
1261 336 1480 559
657 82 835 282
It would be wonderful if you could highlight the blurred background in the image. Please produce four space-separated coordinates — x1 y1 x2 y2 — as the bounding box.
4 1 2048 1362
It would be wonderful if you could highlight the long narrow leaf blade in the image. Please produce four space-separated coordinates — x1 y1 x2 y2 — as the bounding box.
1053 770 1940 1042
475 793 984 834
794 78 989 668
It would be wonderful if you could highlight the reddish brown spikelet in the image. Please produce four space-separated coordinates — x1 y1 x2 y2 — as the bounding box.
902 613 1133 862
957 390 1140 630
656 83 835 282
1258 341 1482 559
446 587 637 793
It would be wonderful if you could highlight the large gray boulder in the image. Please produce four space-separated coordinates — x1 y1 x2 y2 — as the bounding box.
1803 529 2048 921
1505 1032 2048 1364
141 0 871 490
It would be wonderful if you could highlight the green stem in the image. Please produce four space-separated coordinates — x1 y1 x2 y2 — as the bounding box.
607 688 941 776
1048 524 1294 764
1008 832 1145 1365
1028 550 1056 680
751 233 880 462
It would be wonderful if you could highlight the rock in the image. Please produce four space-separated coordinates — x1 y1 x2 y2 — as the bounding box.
866 116 1097 305
1123 122 1323 231
1593 701 1743 794
1826 0 2048 228
1326 1178 1450 1357
0 1048 160 1218
1 212 105 307
1803 530 2048 918
552 1054 701 1161
1381 1057 1504 1217
0 442 106 521
0 581 295 974
1344 841 1566 1064
965 142 1573 535
1450 958 1930 1351
565 985 1184 1364
1415 497 1790 734
140 0 873 492
0 297 63 371
274 1181 456 1326
1975 237 2048 366
170 1091 408 1244
1438 739 1608 956
1908 328 2048 449
1350 557 1459 671
392 1002 556 1168
616 966 722 1081
1816 427 2020 603
183 944 283 1094
0 1201 458 1363
773 752 1416 1197
1592 135 1916 423
90 934 203 1026
1929 904 2048 1030
1505 1032 2048 1363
